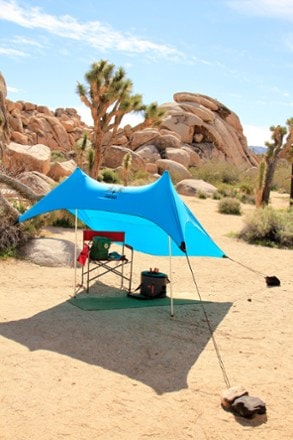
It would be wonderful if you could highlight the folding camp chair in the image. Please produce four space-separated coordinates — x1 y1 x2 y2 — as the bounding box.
80 230 134 293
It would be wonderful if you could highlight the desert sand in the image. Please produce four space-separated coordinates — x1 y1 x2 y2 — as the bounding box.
1 193 292 440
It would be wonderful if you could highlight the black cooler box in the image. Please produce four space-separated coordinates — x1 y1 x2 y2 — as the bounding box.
140 271 169 298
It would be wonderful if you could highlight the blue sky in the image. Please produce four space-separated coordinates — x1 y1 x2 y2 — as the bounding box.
0 0 292 146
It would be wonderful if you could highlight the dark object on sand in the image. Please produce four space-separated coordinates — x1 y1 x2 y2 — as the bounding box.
231 395 266 419
221 385 266 419
265 276 281 287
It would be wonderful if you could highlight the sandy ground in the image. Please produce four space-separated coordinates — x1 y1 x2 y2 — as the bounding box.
1 193 292 440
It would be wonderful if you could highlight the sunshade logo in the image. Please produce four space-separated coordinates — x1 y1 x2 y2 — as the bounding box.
104 186 123 200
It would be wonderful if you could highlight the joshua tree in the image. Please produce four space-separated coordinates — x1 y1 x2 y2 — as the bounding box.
282 118 293 206
76 60 145 178
133 101 166 131
74 131 93 171
121 152 132 186
256 120 292 207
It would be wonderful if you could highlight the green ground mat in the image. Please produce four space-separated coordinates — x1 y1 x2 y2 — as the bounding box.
68 295 200 311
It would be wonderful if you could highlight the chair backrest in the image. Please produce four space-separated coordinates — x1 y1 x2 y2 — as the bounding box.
83 230 125 243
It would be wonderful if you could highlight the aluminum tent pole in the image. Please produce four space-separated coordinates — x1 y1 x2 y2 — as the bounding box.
168 236 174 317
73 209 78 296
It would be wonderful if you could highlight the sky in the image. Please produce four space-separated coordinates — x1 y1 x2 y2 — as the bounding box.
0 0 293 146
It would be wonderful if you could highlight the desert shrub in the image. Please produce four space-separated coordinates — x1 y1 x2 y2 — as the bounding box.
238 182 255 196
51 150 67 162
218 197 242 215
197 191 208 199
190 161 259 205
272 159 291 193
238 193 256 205
190 161 241 186
238 206 293 248
212 191 222 200
0 214 27 257
131 170 152 186
12 200 27 213
98 168 121 184
217 183 239 198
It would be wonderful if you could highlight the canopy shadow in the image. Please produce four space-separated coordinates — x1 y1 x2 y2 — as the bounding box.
0 296 232 395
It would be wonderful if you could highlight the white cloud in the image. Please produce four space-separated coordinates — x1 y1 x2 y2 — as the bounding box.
7 85 21 93
0 0 184 60
227 0 293 20
243 124 271 146
0 46 28 57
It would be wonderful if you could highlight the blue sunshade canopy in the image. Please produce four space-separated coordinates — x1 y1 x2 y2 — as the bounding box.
18 168 225 257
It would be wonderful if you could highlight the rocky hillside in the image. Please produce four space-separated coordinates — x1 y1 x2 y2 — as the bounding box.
0 72 258 185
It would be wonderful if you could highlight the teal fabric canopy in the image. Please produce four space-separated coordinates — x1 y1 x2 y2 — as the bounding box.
18 168 225 257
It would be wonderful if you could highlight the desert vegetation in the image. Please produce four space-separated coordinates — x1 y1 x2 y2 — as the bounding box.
1 61 292 256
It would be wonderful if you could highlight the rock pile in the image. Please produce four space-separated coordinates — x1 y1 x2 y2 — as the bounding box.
1 72 258 188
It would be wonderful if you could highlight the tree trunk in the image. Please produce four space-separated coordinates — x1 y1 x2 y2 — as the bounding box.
0 173 41 201
261 157 279 205
289 162 293 206
0 192 19 222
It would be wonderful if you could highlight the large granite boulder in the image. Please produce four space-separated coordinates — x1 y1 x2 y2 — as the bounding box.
2 142 51 174
1 69 258 180
19 237 78 267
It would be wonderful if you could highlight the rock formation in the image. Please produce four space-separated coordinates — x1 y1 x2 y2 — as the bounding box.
0 71 258 185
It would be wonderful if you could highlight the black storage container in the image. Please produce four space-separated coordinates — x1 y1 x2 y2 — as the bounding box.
140 271 169 298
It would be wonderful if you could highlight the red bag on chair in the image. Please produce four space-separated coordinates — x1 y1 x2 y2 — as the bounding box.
77 244 89 266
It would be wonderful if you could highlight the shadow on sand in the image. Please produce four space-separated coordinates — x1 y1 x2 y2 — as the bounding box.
0 294 232 395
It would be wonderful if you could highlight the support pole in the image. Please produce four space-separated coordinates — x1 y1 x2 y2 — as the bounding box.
168 236 174 317
73 209 78 296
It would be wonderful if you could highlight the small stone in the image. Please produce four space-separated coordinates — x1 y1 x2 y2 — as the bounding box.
221 385 249 410
231 395 266 418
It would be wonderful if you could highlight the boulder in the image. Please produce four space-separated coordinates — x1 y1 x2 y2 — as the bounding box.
102 145 146 171
0 72 10 143
19 237 78 267
176 179 217 196
165 148 190 168
1 69 258 176
154 133 182 151
19 171 55 195
181 146 202 166
135 145 161 163
145 162 158 174
173 92 219 111
48 160 76 181
2 142 51 174
130 128 159 149
160 112 202 143
156 159 192 181
10 131 29 144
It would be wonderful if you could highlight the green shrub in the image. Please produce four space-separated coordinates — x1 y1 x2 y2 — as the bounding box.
238 193 256 205
48 210 85 229
190 160 242 186
238 206 293 248
98 168 121 184
272 159 291 193
51 151 67 162
212 191 222 200
197 191 208 199
0 215 27 256
218 197 242 215
217 183 239 198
